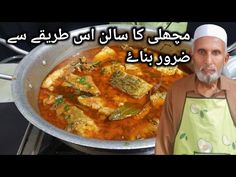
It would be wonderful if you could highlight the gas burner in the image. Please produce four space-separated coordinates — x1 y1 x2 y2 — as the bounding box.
17 124 88 155
17 124 155 155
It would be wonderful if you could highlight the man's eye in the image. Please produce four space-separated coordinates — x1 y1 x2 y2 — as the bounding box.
212 50 220 55
198 49 205 55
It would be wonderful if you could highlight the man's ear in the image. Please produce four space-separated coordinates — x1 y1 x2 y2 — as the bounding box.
224 53 230 64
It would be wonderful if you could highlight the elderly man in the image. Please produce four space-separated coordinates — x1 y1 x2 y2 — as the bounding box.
155 24 236 155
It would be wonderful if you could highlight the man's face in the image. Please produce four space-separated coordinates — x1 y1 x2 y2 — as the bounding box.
191 36 229 84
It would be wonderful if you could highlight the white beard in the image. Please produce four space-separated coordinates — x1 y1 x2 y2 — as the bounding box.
195 65 222 84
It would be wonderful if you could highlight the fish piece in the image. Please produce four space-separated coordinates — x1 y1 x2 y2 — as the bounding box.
78 96 104 110
42 64 74 91
98 107 115 116
150 91 167 107
46 95 67 115
62 74 101 96
101 62 125 76
110 70 153 99
43 95 56 105
65 106 99 137
125 64 143 76
43 95 99 136
94 46 116 61
77 96 115 116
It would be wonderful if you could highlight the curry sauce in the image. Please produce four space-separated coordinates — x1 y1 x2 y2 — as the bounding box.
38 45 187 140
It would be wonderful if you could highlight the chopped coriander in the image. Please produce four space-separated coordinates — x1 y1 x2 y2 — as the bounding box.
64 105 70 112
79 76 87 84
55 95 64 106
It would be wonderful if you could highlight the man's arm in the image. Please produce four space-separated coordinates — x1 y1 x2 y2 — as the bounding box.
155 88 175 155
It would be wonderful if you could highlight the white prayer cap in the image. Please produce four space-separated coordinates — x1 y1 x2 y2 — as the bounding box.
193 24 227 46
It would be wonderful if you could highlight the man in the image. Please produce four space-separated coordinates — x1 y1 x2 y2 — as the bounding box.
155 24 236 155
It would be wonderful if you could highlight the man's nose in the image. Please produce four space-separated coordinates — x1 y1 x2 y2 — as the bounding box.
205 53 213 65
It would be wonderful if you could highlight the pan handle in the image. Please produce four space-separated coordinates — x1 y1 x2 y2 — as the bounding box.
0 37 29 80
0 55 23 80
0 73 15 80
0 38 29 55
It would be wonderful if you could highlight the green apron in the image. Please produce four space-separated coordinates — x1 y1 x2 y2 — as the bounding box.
174 97 236 155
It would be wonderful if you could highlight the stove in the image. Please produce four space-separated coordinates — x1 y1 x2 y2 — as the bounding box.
17 123 89 155
17 124 155 155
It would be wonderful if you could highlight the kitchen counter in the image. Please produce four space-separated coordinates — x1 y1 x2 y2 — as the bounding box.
0 102 28 154
0 63 28 154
